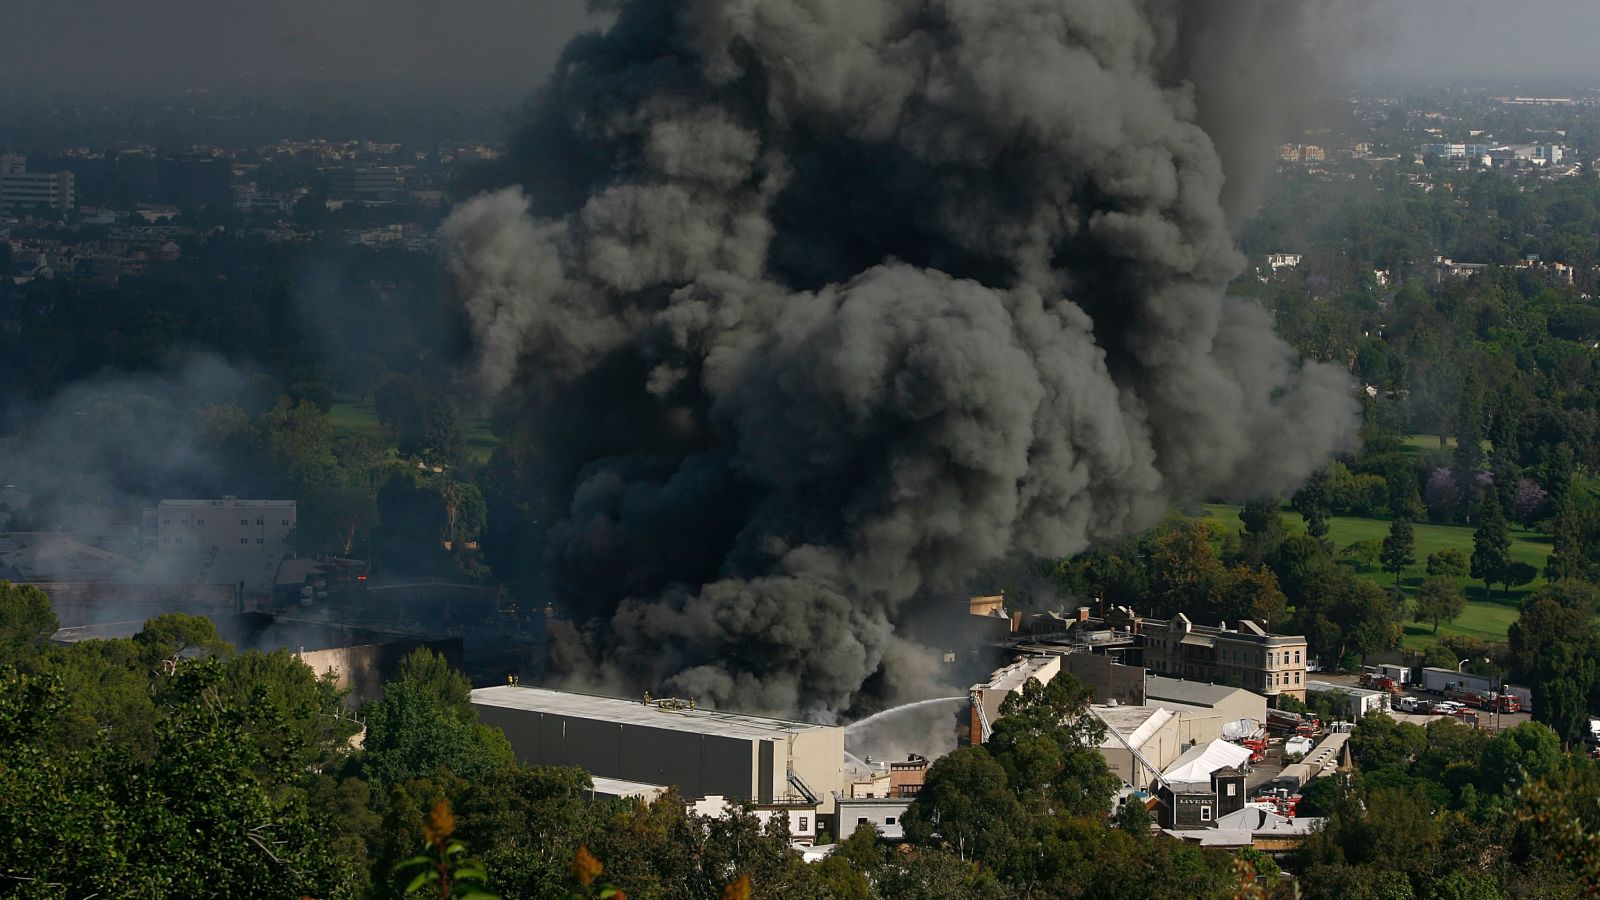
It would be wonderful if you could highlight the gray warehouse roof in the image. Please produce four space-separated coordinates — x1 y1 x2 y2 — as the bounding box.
471 685 838 742
1145 675 1243 708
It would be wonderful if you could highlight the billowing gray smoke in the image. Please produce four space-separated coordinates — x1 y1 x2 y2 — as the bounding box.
443 0 1359 718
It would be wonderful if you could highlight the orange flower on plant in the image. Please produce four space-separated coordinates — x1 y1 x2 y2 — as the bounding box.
422 800 455 848
572 845 603 887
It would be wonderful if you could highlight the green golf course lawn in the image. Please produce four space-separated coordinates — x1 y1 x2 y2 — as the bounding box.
330 399 499 464
1201 503 1547 650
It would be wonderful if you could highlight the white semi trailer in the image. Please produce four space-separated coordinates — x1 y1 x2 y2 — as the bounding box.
1419 667 1495 695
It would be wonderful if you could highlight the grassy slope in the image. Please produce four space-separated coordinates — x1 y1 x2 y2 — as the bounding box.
329 400 387 442
329 399 499 465
1201 503 1547 651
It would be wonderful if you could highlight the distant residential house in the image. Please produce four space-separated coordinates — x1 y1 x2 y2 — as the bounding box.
1434 256 1489 281
1266 253 1302 272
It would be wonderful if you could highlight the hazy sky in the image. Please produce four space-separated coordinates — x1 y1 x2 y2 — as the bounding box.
0 0 1597 101
1351 0 1600 86
0 0 604 101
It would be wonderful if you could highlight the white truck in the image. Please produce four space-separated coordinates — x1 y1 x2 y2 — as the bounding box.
1394 696 1428 714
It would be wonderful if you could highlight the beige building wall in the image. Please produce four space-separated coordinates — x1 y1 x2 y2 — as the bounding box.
1261 638 1309 701
1158 689 1269 745
789 727 846 815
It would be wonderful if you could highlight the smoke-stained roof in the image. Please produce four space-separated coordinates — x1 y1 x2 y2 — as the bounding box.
0 533 141 581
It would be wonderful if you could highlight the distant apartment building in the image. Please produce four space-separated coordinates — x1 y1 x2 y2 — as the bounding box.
1420 142 1498 161
1276 144 1325 164
146 498 297 594
233 186 299 214
329 166 403 200
1421 142 1564 167
1513 256 1576 286
0 157 76 215
153 497 297 551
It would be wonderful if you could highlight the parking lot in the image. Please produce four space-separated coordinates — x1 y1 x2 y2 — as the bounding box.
1311 671 1531 732
1245 744 1286 792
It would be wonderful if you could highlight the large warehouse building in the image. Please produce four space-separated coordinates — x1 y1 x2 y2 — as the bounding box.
471 686 845 814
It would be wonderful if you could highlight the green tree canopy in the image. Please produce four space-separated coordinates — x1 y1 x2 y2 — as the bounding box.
1380 518 1416 587
1414 577 1467 634
0 581 57 663
1470 492 1511 600
1426 548 1469 580
901 746 1022 869
985 675 1120 819
362 649 514 790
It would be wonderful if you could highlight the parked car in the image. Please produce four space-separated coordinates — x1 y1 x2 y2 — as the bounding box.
1430 700 1462 715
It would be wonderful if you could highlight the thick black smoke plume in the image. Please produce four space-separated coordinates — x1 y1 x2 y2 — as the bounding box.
443 0 1359 718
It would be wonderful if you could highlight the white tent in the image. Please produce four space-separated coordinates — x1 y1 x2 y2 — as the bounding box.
1161 739 1253 790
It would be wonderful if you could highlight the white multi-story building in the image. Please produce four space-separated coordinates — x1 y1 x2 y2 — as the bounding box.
146 498 297 593
0 158 75 215
154 497 296 551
